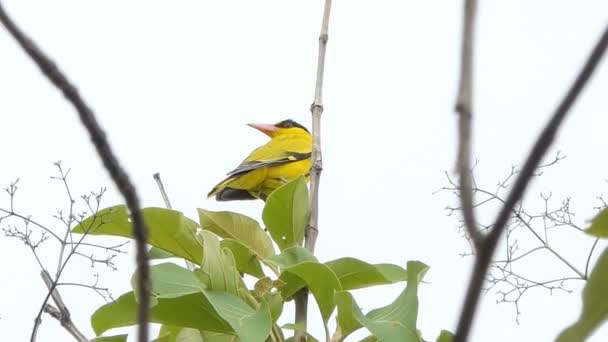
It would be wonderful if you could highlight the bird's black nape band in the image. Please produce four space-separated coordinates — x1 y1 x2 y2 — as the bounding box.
216 188 257 201
275 119 309 133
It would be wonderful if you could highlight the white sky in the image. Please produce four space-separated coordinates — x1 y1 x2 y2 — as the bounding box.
1 1 607 341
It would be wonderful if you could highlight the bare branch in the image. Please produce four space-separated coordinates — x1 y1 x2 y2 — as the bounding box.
585 238 600 279
40 271 88 342
295 1 333 341
153 173 196 271
0 3 150 341
454 0 482 250
153 173 173 209
454 23 608 342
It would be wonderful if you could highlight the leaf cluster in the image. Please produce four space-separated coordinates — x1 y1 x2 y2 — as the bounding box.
73 177 452 342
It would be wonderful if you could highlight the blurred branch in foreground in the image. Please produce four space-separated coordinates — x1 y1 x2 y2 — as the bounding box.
0 3 150 341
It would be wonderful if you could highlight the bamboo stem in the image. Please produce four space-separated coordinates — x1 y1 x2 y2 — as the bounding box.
294 1 333 341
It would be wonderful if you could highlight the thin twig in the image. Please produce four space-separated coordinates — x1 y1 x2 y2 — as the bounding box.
40 271 88 342
454 0 482 250
584 238 600 279
153 173 173 208
153 173 196 271
454 23 608 342
295 1 333 341
0 4 150 342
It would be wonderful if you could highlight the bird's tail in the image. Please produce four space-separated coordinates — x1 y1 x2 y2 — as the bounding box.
207 176 233 198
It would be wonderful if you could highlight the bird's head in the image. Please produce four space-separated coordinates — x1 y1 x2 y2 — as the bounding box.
247 119 309 138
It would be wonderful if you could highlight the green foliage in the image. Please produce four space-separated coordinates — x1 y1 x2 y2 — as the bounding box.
326 257 408 290
557 247 608 341
199 208 275 259
73 206 202 263
80 178 444 341
198 230 243 295
220 239 266 278
333 261 428 342
91 335 128 342
270 247 341 321
586 208 608 238
334 291 362 340
149 246 176 260
436 330 454 342
263 176 309 250
131 263 202 306
203 290 272 342
91 291 232 336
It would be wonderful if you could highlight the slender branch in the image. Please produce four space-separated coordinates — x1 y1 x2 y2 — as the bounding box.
153 173 196 271
153 173 173 208
584 238 600 279
0 4 150 341
454 23 608 342
474 187 586 278
0 208 62 242
295 1 333 341
40 271 88 342
454 0 482 249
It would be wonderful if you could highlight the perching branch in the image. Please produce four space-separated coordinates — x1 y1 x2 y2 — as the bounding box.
0 3 150 342
453 18 608 342
295 1 333 341
454 0 482 250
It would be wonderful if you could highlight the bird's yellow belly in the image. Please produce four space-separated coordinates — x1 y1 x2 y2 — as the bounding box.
261 158 311 197
222 158 310 199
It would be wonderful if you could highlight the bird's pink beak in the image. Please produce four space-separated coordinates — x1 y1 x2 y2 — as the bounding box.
247 123 278 137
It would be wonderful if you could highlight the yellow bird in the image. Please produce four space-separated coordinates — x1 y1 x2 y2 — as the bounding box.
208 119 312 201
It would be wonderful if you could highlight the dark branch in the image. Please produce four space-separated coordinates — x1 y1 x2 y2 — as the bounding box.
454 0 482 249
0 3 150 341
454 23 608 342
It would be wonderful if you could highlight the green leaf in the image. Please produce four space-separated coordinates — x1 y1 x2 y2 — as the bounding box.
271 248 341 321
333 291 363 340
264 292 284 323
268 247 320 301
357 336 379 342
221 239 265 278
154 325 204 342
268 246 318 267
436 330 454 342
199 230 242 295
91 291 232 336
203 289 272 342
73 206 202 263
92 335 128 342
351 261 429 342
326 257 407 290
252 278 284 323
150 246 176 260
557 247 608 341
586 208 608 238
200 332 238 342
335 261 428 342
199 209 275 259
262 177 309 250
131 263 202 306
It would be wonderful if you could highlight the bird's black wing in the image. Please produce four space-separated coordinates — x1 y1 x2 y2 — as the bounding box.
226 151 310 176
